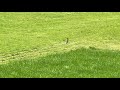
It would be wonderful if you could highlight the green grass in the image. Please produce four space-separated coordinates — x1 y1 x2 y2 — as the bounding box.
0 48 120 78
1 12 120 59
1 12 120 77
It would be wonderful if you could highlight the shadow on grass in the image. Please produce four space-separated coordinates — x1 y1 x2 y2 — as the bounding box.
0 47 120 78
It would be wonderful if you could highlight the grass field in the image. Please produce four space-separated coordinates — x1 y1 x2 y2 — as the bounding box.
0 12 120 77
1 48 120 78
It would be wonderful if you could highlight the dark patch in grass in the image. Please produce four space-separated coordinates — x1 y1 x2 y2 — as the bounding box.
1 60 5 62
37 36 41 38
11 53 19 56
89 46 97 50
32 47 38 51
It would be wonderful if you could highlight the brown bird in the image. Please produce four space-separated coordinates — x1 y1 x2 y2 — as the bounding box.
66 38 69 44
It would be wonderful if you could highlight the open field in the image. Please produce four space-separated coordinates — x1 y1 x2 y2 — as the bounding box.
0 12 120 77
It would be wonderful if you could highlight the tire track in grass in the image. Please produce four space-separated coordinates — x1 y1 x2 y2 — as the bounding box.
1 38 120 64
0 39 92 64
0 41 81 64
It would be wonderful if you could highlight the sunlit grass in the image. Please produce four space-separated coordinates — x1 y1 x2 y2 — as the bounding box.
0 12 120 77
0 12 120 56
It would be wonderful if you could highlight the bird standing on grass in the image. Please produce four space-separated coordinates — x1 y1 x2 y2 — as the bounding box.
66 38 69 44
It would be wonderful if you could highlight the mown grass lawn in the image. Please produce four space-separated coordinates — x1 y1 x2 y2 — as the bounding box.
0 12 120 77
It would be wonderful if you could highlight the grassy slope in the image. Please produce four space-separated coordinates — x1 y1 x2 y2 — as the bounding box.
1 12 120 62
0 48 120 78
